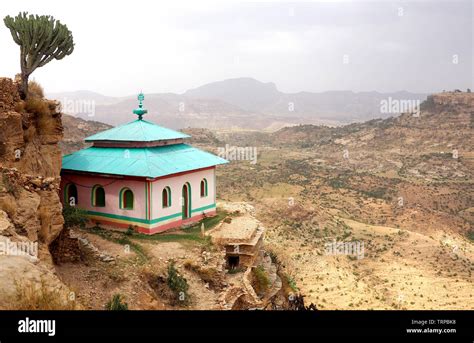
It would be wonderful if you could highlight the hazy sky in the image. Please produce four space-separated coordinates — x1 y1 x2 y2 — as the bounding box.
0 0 472 96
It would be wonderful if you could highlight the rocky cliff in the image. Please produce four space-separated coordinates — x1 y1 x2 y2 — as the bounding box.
0 77 74 309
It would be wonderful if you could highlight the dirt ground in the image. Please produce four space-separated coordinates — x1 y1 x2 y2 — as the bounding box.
264 214 473 310
55 231 224 310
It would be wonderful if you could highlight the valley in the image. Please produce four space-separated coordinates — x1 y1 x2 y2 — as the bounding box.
57 91 473 309
209 92 473 309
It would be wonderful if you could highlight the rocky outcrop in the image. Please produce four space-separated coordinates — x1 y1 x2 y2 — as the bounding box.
212 202 282 310
0 77 69 309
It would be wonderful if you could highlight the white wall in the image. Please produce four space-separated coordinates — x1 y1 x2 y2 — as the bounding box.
151 167 216 220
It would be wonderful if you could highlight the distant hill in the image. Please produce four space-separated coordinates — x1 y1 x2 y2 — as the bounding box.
185 77 282 112
60 114 113 155
271 92 474 153
60 115 221 155
49 78 428 130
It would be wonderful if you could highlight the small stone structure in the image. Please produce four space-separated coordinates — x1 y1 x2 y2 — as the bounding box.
207 214 264 269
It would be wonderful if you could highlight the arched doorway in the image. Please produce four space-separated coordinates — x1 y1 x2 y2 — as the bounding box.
64 183 78 206
182 183 191 219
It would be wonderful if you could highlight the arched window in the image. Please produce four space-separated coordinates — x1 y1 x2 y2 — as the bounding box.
200 178 208 197
92 185 106 207
64 183 78 206
119 188 134 210
162 186 171 208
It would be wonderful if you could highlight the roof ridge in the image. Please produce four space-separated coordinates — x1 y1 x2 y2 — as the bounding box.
84 118 190 142
143 148 154 176
138 119 149 141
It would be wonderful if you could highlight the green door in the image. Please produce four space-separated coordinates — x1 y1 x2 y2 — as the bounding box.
182 183 191 219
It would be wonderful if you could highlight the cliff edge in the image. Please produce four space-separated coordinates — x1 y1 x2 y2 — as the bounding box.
0 77 75 309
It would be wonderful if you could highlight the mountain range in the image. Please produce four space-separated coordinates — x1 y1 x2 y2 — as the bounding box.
48 78 428 130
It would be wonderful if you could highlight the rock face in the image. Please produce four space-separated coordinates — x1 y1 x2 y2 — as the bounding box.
0 77 70 309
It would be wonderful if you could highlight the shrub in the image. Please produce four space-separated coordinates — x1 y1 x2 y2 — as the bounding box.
285 274 298 293
105 294 128 310
228 266 245 274
467 231 474 242
252 265 270 296
24 97 49 117
125 225 134 236
63 205 88 229
167 261 189 305
28 80 44 98
12 278 76 310
24 97 57 135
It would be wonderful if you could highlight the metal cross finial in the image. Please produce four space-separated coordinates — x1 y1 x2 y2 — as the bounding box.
133 92 148 120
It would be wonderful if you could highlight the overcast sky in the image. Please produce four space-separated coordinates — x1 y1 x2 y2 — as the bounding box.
0 0 472 96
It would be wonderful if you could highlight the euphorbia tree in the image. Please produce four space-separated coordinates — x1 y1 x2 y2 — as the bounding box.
4 12 74 99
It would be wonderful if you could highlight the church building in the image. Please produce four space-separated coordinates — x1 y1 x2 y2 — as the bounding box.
60 93 228 234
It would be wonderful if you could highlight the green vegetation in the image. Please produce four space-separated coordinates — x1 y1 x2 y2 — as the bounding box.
125 225 134 236
360 187 388 200
167 261 189 305
227 266 245 274
62 205 88 229
3 12 74 99
285 274 298 293
328 177 348 189
467 231 474 242
88 225 148 263
105 294 128 310
252 265 270 296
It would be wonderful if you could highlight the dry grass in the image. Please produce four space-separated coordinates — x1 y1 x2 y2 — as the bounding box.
25 97 50 117
14 100 25 113
28 80 44 99
0 195 16 217
39 206 52 238
24 97 57 135
11 278 77 310
23 126 36 143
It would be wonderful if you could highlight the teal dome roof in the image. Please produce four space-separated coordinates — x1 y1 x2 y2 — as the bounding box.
85 119 190 142
62 144 228 178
